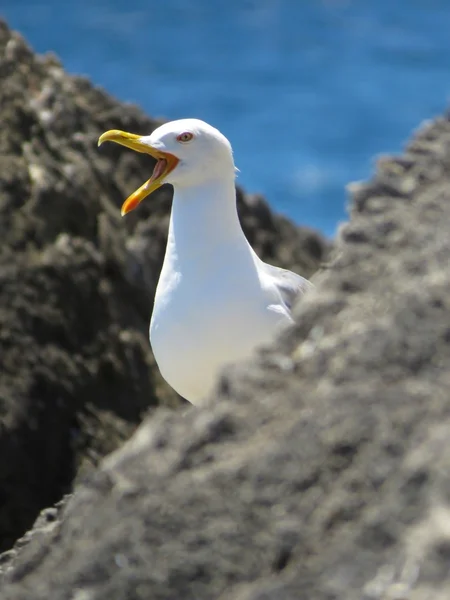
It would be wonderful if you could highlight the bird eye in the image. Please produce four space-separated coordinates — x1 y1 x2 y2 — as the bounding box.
176 132 194 143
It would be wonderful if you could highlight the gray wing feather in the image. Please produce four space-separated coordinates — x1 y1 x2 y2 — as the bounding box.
263 263 313 310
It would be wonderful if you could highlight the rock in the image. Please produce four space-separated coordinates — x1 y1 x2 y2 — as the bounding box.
0 19 327 555
1 33 450 600
3 103 450 600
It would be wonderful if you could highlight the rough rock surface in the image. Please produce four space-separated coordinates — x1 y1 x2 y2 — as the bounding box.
3 78 450 600
0 20 327 556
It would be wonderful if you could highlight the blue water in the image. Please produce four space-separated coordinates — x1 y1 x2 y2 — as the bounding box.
3 1 450 236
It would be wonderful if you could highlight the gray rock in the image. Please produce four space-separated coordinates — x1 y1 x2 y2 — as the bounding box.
3 41 450 600
0 19 327 556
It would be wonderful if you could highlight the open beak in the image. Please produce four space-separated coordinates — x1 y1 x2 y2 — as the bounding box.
98 130 179 216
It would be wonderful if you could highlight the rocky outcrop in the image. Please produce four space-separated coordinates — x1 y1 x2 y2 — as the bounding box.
6 17 450 600
3 73 450 599
0 20 327 555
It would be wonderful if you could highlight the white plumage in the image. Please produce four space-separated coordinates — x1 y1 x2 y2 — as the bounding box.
99 119 312 405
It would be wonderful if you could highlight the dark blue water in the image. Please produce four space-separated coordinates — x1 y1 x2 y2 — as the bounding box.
3 1 450 236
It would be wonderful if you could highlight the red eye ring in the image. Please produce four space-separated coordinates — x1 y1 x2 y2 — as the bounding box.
176 131 194 143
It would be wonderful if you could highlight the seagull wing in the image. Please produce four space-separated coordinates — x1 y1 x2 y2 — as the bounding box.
262 263 313 311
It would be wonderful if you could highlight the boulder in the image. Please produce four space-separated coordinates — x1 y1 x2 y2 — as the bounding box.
2 84 450 599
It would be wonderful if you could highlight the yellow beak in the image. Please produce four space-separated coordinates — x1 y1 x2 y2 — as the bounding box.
98 130 180 216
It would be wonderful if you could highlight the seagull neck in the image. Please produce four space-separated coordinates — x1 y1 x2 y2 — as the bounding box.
169 178 246 252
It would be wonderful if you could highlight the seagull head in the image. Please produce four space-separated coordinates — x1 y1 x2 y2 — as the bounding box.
98 118 235 216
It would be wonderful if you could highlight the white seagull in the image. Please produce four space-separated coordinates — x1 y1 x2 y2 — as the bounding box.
99 119 312 406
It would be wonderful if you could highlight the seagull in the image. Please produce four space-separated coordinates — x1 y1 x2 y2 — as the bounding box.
98 119 312 406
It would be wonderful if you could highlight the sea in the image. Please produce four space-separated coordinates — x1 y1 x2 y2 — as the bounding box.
2 0 450 237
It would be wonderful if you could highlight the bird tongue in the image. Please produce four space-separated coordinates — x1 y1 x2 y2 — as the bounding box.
151 159 168 181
